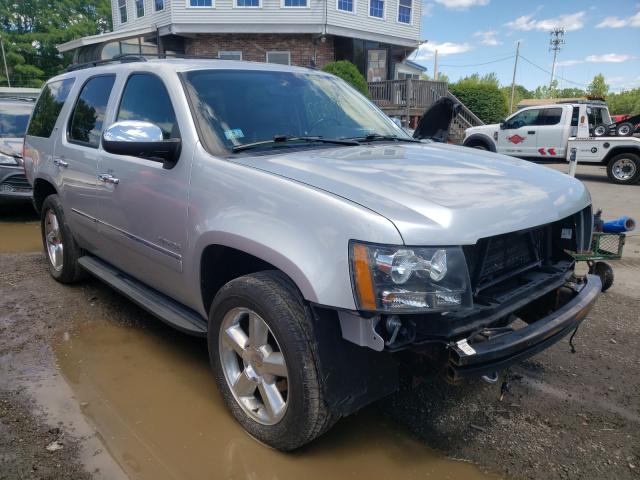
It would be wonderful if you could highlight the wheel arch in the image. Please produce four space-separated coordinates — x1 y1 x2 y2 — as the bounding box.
32 178 58 214
463 133 497 152
602 146 640 165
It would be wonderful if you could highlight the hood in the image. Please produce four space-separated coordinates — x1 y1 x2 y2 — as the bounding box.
0 137 24 158
232 143 591 245
465 124 499 137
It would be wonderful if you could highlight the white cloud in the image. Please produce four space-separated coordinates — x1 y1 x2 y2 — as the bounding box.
414 41 473 60
422 2 435 17
585 53 635 63
433 0 489 10
505 11 586 32
596 11 640 28
473 30 501 46
555 53 635 67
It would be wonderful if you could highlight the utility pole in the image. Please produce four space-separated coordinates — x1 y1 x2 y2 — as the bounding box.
433 49 439 81
548 27 565 90
0 36 10 87
509 41 520 114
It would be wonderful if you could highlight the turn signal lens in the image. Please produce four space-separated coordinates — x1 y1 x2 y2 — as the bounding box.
352 243 377 310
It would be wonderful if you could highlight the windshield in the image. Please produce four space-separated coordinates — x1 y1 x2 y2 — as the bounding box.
0 103 33 138
181 69 409 152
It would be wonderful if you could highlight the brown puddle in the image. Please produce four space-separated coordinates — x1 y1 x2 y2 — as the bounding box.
55 317 500 480
0 221 41 253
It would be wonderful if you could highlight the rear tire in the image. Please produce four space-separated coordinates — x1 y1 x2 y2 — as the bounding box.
208 271 336 451
40 194 86 283
606 153 640 184
615 122 634 137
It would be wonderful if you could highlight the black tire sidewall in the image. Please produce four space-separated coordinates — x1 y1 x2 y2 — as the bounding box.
615 123 634 137
207 273 324 451
606 153 640 185
40 194 82 283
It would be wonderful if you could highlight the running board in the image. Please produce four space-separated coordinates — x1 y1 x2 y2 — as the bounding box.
78 255 208 336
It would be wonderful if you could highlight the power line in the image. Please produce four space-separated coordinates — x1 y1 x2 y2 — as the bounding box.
519 55 587 87
440 54 515 68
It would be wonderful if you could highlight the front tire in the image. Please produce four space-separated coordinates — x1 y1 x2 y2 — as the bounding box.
606 153 640 184
40 194 85 283
208 271 335 451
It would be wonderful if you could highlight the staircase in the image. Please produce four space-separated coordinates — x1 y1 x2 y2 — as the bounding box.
367 79 483 143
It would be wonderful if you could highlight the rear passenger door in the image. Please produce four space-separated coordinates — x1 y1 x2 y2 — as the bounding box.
54 74 117 249
95 72 190 297
535 108 565 158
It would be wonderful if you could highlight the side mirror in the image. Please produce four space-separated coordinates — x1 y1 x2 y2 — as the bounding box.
499 122 507 130
102 121 181 165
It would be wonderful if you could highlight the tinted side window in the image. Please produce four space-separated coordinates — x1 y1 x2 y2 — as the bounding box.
117 74 178 139
506 109 540 128
27 78 75 138
68 75 116 148
571 107 579 127
540 108 562 126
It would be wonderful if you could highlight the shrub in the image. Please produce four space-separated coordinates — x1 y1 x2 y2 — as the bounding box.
449 83 508 124
322 60 369 96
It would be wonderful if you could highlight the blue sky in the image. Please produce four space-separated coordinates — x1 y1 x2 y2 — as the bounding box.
413 0 640 92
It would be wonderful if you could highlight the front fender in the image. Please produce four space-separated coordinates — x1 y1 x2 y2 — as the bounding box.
463 133 497 152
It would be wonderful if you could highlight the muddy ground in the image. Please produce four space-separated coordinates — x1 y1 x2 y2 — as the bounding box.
1 163 639 480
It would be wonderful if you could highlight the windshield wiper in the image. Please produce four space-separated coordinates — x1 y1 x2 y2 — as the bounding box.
232 135 360 153
348 133 421 143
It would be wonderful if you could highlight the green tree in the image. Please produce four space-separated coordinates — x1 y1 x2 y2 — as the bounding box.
607 88 640 115
450 81 508 123
557 87 586 98
322 60 369 96
587 74 609 98
501 84 532 112
0 0 111 87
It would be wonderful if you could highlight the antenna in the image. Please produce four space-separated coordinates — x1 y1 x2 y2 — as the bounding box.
548 27 565 90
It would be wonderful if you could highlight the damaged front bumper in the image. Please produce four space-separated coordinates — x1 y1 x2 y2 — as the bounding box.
446 274 601 382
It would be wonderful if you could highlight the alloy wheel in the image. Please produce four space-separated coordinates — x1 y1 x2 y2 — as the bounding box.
219 307 289 425
44 209 64 271
611 158 636 181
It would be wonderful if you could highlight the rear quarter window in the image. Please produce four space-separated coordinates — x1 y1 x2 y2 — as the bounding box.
27 78 75 138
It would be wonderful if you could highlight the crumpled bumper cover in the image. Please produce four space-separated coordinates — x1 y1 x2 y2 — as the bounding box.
447 274 602 381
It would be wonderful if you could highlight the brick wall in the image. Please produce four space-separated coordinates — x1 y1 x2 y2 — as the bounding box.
185 34 335 69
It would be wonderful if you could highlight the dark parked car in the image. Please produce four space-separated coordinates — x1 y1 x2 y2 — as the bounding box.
0 97 34 204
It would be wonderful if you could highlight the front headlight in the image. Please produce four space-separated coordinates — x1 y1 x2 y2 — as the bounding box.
0 152 19 166
350 242 472 313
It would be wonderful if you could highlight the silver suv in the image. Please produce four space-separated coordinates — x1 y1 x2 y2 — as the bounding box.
23 58 601 451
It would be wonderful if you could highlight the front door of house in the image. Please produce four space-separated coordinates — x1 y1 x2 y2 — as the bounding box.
367 49 387 82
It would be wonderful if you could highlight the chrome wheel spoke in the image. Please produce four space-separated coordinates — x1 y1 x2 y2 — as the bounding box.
232 370 257 397
44 210 64 271
249 312 269 347
258 381 286 418
261 352 287 378
224 324 249 356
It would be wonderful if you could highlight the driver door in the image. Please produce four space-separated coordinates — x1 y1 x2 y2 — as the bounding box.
498 108 542 157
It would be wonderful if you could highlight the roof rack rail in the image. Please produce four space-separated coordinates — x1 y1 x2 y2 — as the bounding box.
556 99 608 105
64 53 220 72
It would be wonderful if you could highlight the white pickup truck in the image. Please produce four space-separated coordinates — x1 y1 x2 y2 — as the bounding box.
463 101 640 185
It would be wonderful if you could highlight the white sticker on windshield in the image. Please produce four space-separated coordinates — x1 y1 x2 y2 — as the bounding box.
561 228 573 240
456 339 476 356
224 129 244 140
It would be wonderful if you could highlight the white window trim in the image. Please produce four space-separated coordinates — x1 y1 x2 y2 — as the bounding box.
234 0 261 8
396 0 412 25
336 0 356 14
368 0 385 19
155 0 165 11
266 51 291 65
186 0 215 8
135 0 145 18
118 0 128 23
281 0 310 8
218 51 243 60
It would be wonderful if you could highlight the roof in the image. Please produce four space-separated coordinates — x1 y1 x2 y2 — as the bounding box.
57 26 157 53
402 60 427 72
517 97 587 107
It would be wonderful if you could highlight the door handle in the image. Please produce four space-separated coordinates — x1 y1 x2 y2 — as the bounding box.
53 158 68 168
98 173 120 185
527 130 536 134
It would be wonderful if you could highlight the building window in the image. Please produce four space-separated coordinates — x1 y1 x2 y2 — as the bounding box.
219 51 242 60
284 0 307 6
237 0 259 5
135 0 144 17
367 49 387 82
190 0 213 6
337 0 353 12
118 0 127 22
398 0 411 23
369 0 383 17
155 0 165 11
266 51 291 65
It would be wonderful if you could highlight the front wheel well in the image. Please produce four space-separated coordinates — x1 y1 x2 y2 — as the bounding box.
602 147 640 165
463 134 496 152
201 245 285 316
32 179 57 214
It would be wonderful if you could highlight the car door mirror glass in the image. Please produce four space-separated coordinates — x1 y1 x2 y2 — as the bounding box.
102 120 181 165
